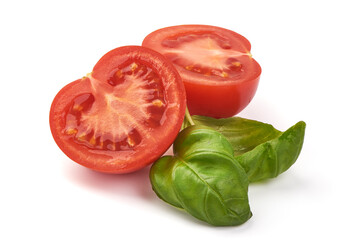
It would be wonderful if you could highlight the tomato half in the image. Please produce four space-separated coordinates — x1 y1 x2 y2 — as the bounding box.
50 46 186 174
142 25 261 118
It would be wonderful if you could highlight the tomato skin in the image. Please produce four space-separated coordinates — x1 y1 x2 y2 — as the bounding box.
50 46 186 174
142 25 262 118
184 72 260 117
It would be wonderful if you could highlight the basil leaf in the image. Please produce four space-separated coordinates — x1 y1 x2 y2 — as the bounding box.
149 156 183 209
184 115 306 182
150 126 252 226
236 121 306 182
184 115 282 156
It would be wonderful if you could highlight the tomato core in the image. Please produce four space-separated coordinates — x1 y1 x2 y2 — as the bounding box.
63 61 167 151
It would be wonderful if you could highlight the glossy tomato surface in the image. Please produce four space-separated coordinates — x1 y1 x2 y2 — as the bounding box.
142 25 262 118
50 46 186 173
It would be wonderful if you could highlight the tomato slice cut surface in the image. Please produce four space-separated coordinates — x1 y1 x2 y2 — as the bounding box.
50 46 186 173
142 25 262 118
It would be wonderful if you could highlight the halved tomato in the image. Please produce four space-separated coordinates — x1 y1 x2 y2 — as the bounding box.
50 46 186 174
142 25 261 118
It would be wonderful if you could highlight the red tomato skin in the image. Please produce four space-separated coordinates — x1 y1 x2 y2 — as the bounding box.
50 46 186 174
184 73 260 118
142 25 262 118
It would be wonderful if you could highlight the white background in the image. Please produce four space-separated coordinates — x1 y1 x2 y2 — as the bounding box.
1 0 358 239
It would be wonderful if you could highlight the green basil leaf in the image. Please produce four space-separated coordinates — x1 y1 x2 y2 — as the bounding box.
235 121 306 182
173 125 234 160
149 156 183 209
150 126 252 226
184 115 306 182
185 115 282 156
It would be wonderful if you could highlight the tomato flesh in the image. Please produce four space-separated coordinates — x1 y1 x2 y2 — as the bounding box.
143 25 261 118
162 34 248 78
50 46 186 173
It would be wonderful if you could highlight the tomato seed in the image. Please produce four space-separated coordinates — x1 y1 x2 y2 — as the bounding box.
221 72 229 78
152 99 164 107
89 136 96 146
131 63 138 72
185 65 194 70
65 128 78 135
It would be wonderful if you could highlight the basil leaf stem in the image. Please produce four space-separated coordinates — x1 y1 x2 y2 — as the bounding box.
185 107 195 126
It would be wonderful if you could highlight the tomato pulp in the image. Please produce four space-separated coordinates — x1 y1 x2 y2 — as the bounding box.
142 25 262 118
50 46 186 173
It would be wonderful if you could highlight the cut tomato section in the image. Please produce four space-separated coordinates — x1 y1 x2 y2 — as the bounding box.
142 25 262 118
50 46 186 173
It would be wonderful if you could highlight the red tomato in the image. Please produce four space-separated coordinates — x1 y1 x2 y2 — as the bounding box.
142 25 262 118
50 46 186 174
